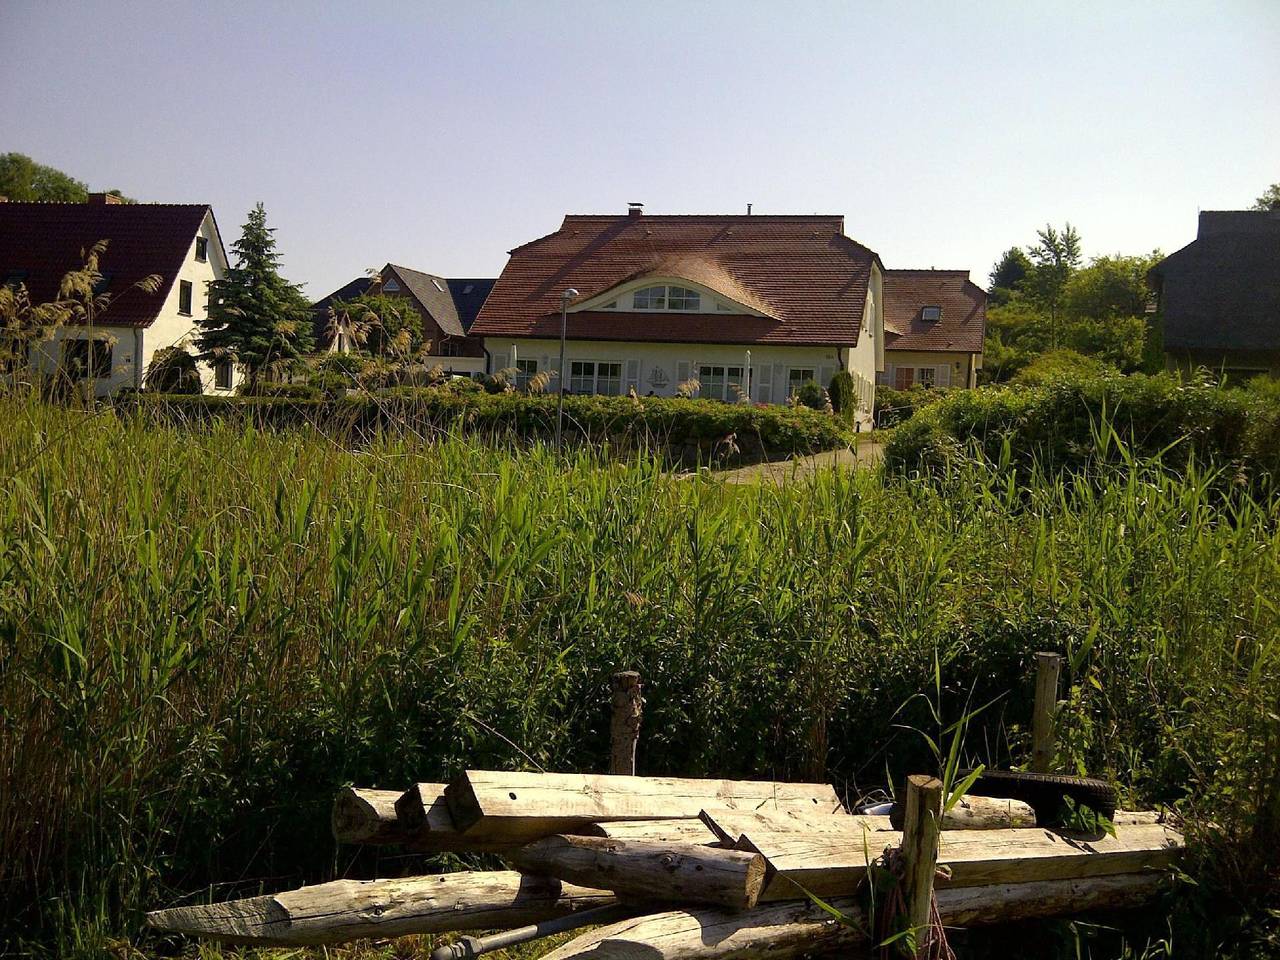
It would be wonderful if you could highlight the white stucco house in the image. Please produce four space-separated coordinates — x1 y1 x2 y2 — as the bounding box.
0 194 238 396
470 205 886 427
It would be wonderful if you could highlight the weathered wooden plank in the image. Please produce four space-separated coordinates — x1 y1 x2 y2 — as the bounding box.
146 871 614 946
578 818 720 844
332 787 411 845
510 835 767 910
537 873 1169 960
439 771 844 842
699 809 887 846
740 823 1183 901
934 794 1037 829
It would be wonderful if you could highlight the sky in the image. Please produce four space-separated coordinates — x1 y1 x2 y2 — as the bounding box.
2 1 1277 298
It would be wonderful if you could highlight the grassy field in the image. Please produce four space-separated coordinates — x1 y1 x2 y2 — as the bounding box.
1 397 1278 958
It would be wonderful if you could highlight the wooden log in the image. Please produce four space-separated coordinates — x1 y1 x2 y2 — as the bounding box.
699 809 887 846
739 822 1184 901
1032 652 1063 773
146 871 615 947
578 818 721 844
438 770 844 843
510 834 767 910
900 775 943 952
1113 809 1163 825
332 787 412 845
609 671 642 776
537 873 1169 960
887 794 1037 831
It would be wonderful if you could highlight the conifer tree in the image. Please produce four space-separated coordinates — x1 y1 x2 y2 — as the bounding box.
197 203 313 383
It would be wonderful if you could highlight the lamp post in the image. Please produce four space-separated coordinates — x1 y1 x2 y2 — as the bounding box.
556 288 578 452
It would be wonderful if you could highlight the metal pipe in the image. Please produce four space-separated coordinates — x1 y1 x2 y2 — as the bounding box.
555 288 577 451
429 903 638 960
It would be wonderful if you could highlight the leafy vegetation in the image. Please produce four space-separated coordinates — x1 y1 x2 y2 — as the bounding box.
884 366 1280 482
0 397 1277 958
196 203 314 383
129 388 852 465
0 152 133 202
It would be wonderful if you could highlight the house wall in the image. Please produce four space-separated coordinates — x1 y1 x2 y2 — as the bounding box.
487 337 876 428
881 349 978 389
28 325 140 397
142 209 237 394
1165 348 1280 379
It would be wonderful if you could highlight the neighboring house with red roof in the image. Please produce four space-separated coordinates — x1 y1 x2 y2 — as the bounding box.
881 269 987 389
311 263 492 372
0 194 234 395
470 205 886 425
1149 210 1280 379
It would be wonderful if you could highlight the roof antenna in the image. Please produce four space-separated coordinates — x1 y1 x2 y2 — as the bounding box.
746 203 752 216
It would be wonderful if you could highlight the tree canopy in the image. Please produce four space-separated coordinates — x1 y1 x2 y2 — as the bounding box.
196 203 313 381
0 152 133 202
1253 182 1280 211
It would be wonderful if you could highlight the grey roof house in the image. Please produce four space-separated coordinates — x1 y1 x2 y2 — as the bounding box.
1149 209 1280 379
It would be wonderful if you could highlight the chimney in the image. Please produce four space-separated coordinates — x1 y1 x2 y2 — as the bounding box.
627 202 643 218
87 192 124 205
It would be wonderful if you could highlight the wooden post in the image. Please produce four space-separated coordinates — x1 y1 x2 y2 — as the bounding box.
609 671 642 776
900 775 943 956
1032 652 1063 773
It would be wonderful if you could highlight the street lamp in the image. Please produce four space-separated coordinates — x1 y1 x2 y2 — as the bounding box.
555 288 578 451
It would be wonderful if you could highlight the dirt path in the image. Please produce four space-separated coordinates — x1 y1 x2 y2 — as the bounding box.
716 439 884 484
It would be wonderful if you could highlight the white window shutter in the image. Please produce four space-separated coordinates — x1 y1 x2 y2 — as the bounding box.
625 358 640 393
772 364 784 402
676 360 690 385
819 365 833 389
492 353 507 373
756 363 772 402
937 364 952 387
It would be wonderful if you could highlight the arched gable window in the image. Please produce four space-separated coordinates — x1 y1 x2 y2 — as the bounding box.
632 285 701 311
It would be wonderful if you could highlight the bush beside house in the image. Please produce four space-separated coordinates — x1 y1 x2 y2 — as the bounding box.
130 389 852 466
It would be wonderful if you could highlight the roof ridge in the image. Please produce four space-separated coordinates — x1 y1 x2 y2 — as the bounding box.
561 213 844 220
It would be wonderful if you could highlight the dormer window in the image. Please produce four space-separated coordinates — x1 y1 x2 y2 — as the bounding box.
632 285 700 311
921 305 942 321
383 278 400 292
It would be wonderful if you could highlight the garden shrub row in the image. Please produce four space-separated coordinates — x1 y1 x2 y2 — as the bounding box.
130 389 853 465
884 369 1280 480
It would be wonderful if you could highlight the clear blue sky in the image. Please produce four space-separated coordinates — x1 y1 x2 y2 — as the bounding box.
3 1 1277 298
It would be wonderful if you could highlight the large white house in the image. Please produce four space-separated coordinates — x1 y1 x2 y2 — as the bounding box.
470 206 886 427
0 194 236 395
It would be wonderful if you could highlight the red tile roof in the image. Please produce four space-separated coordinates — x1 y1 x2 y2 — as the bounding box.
883 269 986 353
0 202 215 328
471 214 880 346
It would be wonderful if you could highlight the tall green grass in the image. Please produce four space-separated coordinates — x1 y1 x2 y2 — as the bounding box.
1 396 1277 958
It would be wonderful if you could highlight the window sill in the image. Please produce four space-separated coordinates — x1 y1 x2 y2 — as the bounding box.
178 311 192 317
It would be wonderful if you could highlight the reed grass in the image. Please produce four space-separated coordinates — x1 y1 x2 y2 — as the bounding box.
0 395 1277 958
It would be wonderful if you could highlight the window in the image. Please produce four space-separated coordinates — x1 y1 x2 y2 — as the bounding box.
515 358 538 389
787 367 815 395
62 338 112 381
178 280 193 315
893 367 914 389
632 286 666 310
195 237 208 262
93 272 113 295
383 278 400 292
568 360 623 395
921 305 942 321
698 365 746 402
667 286 701 310
2 269 28 288
214 360 233 390
917 366 937 387
631 285 701 311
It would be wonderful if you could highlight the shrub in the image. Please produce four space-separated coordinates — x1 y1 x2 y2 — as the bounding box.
793 379 826 411
874 384 951 428
884 368 1280 481
829 370 855 415
142 346 201 394
1012 348 1113 387
130 390 852 465
236 380 322 400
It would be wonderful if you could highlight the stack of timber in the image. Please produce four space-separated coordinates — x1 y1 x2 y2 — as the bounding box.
149 770 1181 958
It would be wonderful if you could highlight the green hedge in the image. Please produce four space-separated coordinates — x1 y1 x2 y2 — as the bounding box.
130 390 852 465
884 369 1280 479
874 384 953 428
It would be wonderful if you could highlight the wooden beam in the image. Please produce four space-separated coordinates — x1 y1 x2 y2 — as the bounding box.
439 771 844 843
739 823 1183 901
609 671 642 776
901 776 943 953
146 871 614 946
537 873 1170 960
1032 652 1064 773
331 787 412 845
699 809 888 846
510 835 767 911
578 818 721 844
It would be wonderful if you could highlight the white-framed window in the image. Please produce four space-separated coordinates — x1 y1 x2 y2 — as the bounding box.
178 280 193 316
917 366 937 387
698 364 745 401
568 360 623 395
631 285 701 311
787 367 815 395
62 337 112 381
893 366 938 389
383 278 400 292
515 358 538 389
195 236 208 262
